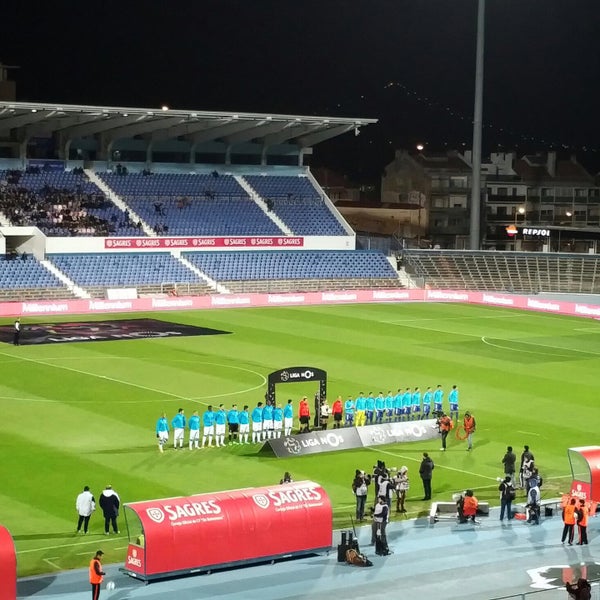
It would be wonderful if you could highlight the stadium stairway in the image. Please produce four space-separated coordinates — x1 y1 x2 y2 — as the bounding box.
40 258 91 298
234 175 292 235
84 169 154 237
173 254 228 294
306 170 354 235
398 266 419 288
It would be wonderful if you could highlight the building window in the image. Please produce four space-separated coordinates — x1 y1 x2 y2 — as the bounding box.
450 176 467 188
450 195 467 208
497 187 508 196
541 188 553 197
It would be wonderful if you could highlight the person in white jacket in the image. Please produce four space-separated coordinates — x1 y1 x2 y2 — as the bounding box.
75 486 95 534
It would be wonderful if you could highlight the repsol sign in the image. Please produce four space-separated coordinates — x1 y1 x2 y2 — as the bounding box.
521 227 550 236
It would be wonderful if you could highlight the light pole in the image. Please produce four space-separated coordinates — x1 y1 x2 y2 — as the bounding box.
515 206 525 225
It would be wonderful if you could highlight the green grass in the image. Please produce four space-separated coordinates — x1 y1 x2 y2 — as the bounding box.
1 302 599 577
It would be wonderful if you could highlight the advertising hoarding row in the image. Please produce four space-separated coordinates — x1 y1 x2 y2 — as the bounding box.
4 288 600 318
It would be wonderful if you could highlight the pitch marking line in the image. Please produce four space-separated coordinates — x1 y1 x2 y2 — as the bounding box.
368 447 498 481
0 352 266 406
42 557 61 570
18 536 127 555
517 430 541 437
480 336 599 358
381 314 526 325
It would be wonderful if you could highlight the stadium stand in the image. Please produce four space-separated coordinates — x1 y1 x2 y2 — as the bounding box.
243 174 347 235
0 254 74 301
97 172 283 236
402 249 600 293
0 168 142 236
183 250 400 293
48 253 213 298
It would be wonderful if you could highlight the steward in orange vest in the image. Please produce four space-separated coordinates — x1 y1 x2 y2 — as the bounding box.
576 500 589 545
561 498 577 545
89 550 106 600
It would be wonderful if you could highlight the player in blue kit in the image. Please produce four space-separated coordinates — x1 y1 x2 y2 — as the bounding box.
214 405 227 447
393 389 403 421
384 391 394 422
365 392 375 425
239 405 250 444
283 399 294 436
156 412 169 453
355 392 367 427
448 385 459 420
411 387 421 420
273 404 283 438
262 402 274 440
433 385 444 413
402 388 412 421
422 387 433 419
171 408 186 449
251 402 264 443
374 392 385 424
344 395 355 427
201 406 215 448
188 410 200 450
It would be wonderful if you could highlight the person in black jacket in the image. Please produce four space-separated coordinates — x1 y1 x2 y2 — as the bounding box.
99 485 120 535
501 446 516 481
419 452 435 500
499 476 515 521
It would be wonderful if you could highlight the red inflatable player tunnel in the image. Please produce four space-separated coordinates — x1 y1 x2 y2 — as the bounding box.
121 481 332 581
0 524 16 600
568 446 600 502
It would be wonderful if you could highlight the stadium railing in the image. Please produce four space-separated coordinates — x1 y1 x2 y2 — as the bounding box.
489 580 599 600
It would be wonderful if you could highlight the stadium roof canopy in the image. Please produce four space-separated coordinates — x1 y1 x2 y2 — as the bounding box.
0 101 377 165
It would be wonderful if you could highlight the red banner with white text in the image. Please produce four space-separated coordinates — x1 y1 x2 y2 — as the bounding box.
104 236 304 249
123 481 332 580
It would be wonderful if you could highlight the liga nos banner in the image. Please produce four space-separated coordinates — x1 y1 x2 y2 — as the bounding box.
122 481 332 581
266 420 440 458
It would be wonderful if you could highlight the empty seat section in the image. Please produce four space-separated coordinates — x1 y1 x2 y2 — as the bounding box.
48 253 200 287
97 173 281 236
244 175 346 235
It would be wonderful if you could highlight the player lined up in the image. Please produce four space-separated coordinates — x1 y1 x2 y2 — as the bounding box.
336 385 459 427
155 400 295 451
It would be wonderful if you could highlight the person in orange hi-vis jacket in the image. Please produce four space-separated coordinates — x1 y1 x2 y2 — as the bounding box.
463 412 476 451
89 550 105 600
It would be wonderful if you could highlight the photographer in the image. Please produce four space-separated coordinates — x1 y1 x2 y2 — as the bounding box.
371 496 390 554
352 469 371 522
378 469 395 511
372 460 386 499
394 466 409 513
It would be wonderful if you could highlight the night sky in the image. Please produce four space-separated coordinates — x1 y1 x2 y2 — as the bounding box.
3 0 599 180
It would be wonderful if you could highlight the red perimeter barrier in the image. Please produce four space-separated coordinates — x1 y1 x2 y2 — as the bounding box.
122 481 332 581
0 525 16 600
568 446 600 503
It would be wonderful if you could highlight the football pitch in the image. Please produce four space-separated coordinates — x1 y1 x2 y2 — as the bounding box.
1 301 599 577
